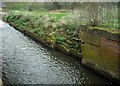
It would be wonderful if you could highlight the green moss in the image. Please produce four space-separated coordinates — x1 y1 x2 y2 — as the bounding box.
82 43 98 62
90 27 120 34
82 43 119 77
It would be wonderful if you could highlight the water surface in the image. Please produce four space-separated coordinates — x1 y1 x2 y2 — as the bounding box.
1 20 112 84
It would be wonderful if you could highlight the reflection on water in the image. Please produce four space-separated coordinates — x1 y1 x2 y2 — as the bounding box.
1 21 112 84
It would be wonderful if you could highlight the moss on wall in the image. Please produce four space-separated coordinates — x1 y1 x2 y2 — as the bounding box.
82 28 120 80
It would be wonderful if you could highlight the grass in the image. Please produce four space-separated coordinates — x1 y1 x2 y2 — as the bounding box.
90 27 119 34
48 12 68 19
9 10 68 19
3 10 83 51
7 10 119 29
4 10 119 35
3 10 120 57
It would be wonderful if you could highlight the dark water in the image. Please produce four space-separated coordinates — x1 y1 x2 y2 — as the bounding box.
0 20 112 84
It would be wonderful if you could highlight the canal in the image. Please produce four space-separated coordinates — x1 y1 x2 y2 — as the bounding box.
1 20 112 84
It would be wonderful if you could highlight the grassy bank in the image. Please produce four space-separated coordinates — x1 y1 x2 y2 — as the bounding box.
3 10 119 59
3 11 120 82
3 10 82 58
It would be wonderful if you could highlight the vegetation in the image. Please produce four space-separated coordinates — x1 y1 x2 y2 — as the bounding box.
3 2 119 29
3 10 82 53
2 2 119 55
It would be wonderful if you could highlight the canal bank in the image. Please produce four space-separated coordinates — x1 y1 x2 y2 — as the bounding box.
1 20 112 84
2 12 120 84
3 20 119 84
9 22 82 61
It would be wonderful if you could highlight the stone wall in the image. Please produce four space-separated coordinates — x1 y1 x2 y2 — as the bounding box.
81 28 120 83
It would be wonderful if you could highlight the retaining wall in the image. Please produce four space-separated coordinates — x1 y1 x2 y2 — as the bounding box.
81 28 120 83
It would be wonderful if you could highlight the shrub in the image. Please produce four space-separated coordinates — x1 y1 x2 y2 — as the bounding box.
55 35 65 44
37 8 48 12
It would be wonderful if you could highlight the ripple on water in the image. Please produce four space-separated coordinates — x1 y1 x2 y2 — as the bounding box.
1 21 112 84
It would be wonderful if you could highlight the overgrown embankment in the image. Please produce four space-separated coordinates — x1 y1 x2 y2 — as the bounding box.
3 11 82 59
3 11 120 83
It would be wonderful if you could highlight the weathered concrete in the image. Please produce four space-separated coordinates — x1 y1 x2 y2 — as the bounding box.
81 27 120 83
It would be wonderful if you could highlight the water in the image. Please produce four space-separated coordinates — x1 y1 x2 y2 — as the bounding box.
1 20 112 84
